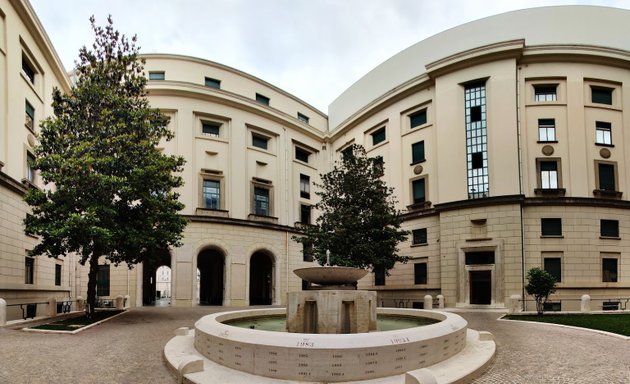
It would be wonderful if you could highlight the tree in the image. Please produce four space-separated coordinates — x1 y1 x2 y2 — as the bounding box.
294 144 408 273
24 16 186 316
525 267 557 315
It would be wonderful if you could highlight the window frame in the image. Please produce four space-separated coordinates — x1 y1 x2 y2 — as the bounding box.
541 218 562 237
255 93 270 105
297 112 310 124
25 256 34 284
371 127 386 146
21 53 36 84
299 174 310 199
201 120 221 138
251 180 273 217
252 132 270 150
595 161 618 193
595 121 612 146
537 118 556 142
26 152 36 183
602 257 618 283
96 264 110 296
25 100 35 131
204 77 221 89
299 204 311 225
202 179 221 210
55 264 62 286
412 228 428 245
536 158 562 191
534 84 558 102
411 141 425 164
410 177 427 206
543 257 562 283
600 219 619 238
591 86 613 105
409 109 428 129
148 71 165 80
295 146 311 163
414 262 428 285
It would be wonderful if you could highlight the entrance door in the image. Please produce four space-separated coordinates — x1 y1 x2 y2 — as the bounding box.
469 270 492 305
249 252 272 305
198 249 224 305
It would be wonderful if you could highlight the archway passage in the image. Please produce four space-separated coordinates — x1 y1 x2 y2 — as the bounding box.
198 249 224 305
142 249 171 306
249 252 273 305
155 266 171 306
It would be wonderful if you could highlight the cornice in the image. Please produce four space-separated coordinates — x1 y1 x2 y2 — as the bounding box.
184 214 301 234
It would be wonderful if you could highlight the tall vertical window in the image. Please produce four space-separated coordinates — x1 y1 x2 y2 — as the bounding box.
539 160 558 189
299 174 310 199
25 100 34 131
202 180 220 209
543 257 561 282
414 263 427 284
374 266 385 286
602 258 618 282
534 85 557 101
410 109 427 128
411 141 425 164
591 87 613 105
595 121 612 145
465 82 489 199
96 264 110 296
253 187 270 216
597 163 616 191
302 241 314 262
55 264 62 286
25 256 34 284
371 127 386 145
255 93 270 105
22 55 35 84
26 152 36 183
412 178 425 204
300 204 311 224
538 119 556 142
204 77 221 89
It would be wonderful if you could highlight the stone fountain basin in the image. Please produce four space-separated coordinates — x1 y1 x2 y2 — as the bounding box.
194 307 468 382
293 266 369 285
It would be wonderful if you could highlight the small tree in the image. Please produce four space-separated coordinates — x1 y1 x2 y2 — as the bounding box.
24 16 186 316
525 267 557 315
294 144 408 273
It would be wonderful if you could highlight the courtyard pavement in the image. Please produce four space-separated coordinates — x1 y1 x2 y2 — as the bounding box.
0 306 628 384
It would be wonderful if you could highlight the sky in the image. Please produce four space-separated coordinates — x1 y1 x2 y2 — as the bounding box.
30 0 630 113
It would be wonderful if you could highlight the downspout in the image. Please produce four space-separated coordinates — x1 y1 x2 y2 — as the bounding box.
516 65 526 311
284 127 290 303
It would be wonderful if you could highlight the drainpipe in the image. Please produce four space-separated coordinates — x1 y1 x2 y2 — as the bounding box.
284 127 290 303
516 65 526 311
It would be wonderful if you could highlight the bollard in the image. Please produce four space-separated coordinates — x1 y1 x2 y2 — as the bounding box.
77 296 85 311
0 298 6 326
509 295 521 314
115 295 124 310
436 295 444 309
581 294 591 313
424 295 433 310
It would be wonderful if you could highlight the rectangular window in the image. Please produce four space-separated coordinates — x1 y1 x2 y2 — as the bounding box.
374 266 385 286
55 264 62 286
25 100 34 130
538 119 556 142
411 141 425 164
410 109 427 128
25 256 34 284
26 152 36 183
297 112 309 124
204 77 221 89
539 160 558 189
300 204 311 224
300 174 310 199
371 127 386 146
543 257 561 282
341 146 353 160
465 82 489 199
597 163 616 191
295 147 310 163
465 251 495 265
148 71 165 80
414 263 427 284
412 178 425 204
202 179 220 209
602 258 618 282
595 121 612 145
541 218 562 236
252 133 269 150
601 219 619 238
255 93 270 105
412 228 427 245
201 121 221 137
96 264 110 296
253 187 270 216
534 85 557 102
302 241 313 262
22 55 35 83
592 87 613 105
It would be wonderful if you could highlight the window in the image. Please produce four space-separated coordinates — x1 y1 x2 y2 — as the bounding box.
300 174 310 199
55 264 62 286
543 257 561 282
204 77 221 89
414 263 427 284
341 146 353 160
201 121 220 137
465 82 489 199
412 228 427 245
595 121 612 145
300 204 311 224
411 141 425 164
295 147 310 163
541 218 562 236
539 160 559 189
412 178 425 204
96 264 110 296
253 187 270 216
410 109 427 128
202 180 220 209
465 251 495 265
255 93 270 105
471 152 483 169
374 266 385 286
26 152 36 183
22 55 35 83
597 162 616 191
25 100 34 130
25 256 34 284
302 241 314 262
371 127 386 146
297 112 309 124
148 71 165 80
534 85 557 102
602 258 618 282
538 119 556 142
601 219 619 238
592 87 613 105
252 133 269 150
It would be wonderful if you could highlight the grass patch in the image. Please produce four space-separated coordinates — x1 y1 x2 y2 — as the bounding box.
31 310 124 331
504 313 630 336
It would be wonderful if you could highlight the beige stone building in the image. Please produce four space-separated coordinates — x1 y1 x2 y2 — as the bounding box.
2 1 630 319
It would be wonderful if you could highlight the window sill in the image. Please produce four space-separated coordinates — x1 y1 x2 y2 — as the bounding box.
410 159 426 166
595 143 614 148
599 236 621 240
368 140 389 152
407 201 432 211
248 214 278 224
540 235 564 239
534 188 566 196
195 134 228 143
195 208 229 218
537 140 558 144
410 243 428 248
593 189 623 199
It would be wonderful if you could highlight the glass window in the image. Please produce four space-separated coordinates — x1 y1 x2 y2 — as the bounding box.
295 147 310 163
300 174 310 199
253 187 270 216
25 257 34 284
26 153 36 183
201 121 220 137
371 128 386 145
204 77 221 89
595 121 612 145
25 100 34 130
55 264 62 286
601 219 619 238
148 71 165 80
302 241 313 262
465 82 489 199
300 204 311 224
412 228 427 245
255 93 270 105
602 258 618 282
252 133 269 150
411 141 425 164
297 112 309 124
410 109 427 128
97 264 110 296
598 163 616 191
374 266 385 286
592 87 613 105
202 180 220 209
544 258 561 282
412 178 425 204
414 263 427 284
540 161 558 189
538 119 556 142
341 146 353 160
22 55 35 83
541 218 562 236
534 85 557 102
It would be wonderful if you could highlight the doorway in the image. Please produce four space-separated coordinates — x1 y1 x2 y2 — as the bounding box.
469 270 492 305
249 252 273 305
197 248 224 305
142 249 171 306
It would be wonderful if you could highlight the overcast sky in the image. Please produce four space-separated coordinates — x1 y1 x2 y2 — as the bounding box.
30 0 629 113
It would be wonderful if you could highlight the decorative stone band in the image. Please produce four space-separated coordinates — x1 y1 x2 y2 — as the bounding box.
194 307 468 382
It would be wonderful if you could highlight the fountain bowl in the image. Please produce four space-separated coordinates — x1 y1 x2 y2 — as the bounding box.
293 266 369 285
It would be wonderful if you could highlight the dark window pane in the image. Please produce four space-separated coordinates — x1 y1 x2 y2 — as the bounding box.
22 56 35 83
252 134 269 150
300 204 311 224
544 258 561 282
341 146 353 160
372 128 386 145
201 122 220 137
55 264 62 286
374 266 385 286
412 228 427 245
470 105 482 122
414 263 427 284
97 265 110 296
471 152 483 169
254 187 270 216
412 179 425 204
295 147 310 163
598 163 615 190
410 109 427 128
592 87 613 105
601 220 619 237
602 258 618 282
25 257 34 284
465 251 495 265
412 141 425 163
204 77 221 89
541 218 562 236
300 174 310 199
540 161 557 172
202 180 220 209
534 85 557 101
297 113 309 123
302 242 314 262
256 93 270 105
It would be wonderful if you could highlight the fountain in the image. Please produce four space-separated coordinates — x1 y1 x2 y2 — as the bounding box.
164 265 496 383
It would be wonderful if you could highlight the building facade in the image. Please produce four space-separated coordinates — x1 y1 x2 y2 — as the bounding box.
1 1 630 319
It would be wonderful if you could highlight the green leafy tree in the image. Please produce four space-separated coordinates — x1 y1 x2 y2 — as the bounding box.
525 267 557 315
294 144 408 273
24 16 186 316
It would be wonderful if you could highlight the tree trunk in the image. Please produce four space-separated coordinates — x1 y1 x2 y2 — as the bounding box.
86 254 100 318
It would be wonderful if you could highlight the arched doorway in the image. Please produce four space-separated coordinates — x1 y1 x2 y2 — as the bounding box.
197 248 224 305
155 266 171 306
249 251 273 305
142 249 171 306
